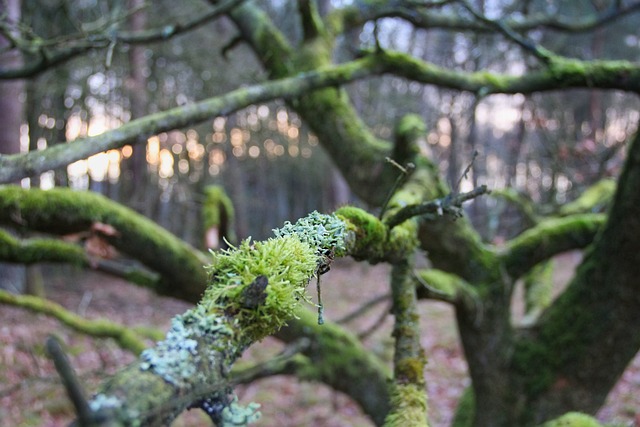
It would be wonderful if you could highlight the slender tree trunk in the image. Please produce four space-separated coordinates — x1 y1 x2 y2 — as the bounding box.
123 0 149 200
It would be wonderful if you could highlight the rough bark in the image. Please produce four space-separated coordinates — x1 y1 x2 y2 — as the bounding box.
517 130 640 422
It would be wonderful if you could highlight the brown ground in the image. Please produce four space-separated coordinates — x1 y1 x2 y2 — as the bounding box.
1 255 638 426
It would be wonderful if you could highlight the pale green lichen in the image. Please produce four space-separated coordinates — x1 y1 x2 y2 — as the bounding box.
139 305 233 388
272 210 348 257
219 396 261 427
89 393 123 412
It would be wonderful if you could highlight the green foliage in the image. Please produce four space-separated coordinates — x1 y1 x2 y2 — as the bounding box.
538 412 603 427
203 235 318 343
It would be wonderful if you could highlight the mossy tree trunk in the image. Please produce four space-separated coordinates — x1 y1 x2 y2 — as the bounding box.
216 3 640 426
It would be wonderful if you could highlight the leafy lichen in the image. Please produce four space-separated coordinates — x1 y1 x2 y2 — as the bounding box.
139 305 234 388
272 210 348 257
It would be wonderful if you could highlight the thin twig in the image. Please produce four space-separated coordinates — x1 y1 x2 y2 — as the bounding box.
385 185 489 228
45 336 93 425
454 150 478 193
459 0 555 63
316 274 324 325
337 293 390 324
379 158 416 219
357 302 392 341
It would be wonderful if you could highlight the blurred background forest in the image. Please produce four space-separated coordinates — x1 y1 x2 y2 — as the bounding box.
2 0 640 426
2 0 638 248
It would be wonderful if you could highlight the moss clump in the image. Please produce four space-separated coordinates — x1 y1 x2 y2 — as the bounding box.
202 185 235 232
386 220 418 261
203 235 318 343
383 383 428 427
538 412 603 427
395 357 426 386
335 206 387 261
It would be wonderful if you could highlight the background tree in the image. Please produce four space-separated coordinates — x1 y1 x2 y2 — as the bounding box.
1 1 640 426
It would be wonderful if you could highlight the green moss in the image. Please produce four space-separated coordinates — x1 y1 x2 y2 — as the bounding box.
451 387 475 427
383 383 428 427
386 216 419 258
0 186 208 301
289 308 391 400
396 357 426 385
523 260 555 315
417 269 459 298
559 179 616 216
202 185 235 231
0 229 87 265
203 235 318 343
335 206 387 260
538 412 603 427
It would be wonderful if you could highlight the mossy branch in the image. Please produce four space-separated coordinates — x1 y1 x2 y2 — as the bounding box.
0 289 161 354
0 228 88 265
0 229 160 287
558 179 616 216
385 185 489 229
0 186 208 302
500 213 606 280
74 209 407 425
383 257 429 427
415 268 480 313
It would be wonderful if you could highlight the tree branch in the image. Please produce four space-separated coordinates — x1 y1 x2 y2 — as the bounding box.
0 229 160 287
0 56 384 183
332 1 640 35
500 213 606 280
275 308 392 425
0 186 209 302
72 209 403 425
384 257 429 426
0 0 246 79
0 289 161 354
385 185 489 229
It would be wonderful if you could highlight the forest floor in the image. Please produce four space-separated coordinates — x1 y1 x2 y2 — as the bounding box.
1 253 639 427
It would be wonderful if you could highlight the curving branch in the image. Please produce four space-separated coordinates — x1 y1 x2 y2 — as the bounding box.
0 186 209 302
0 289 162 354
500 213 606 280
0 56 385 184
0 0 246 79
2 49 639 185
0 228 160 287
331 0 640 36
